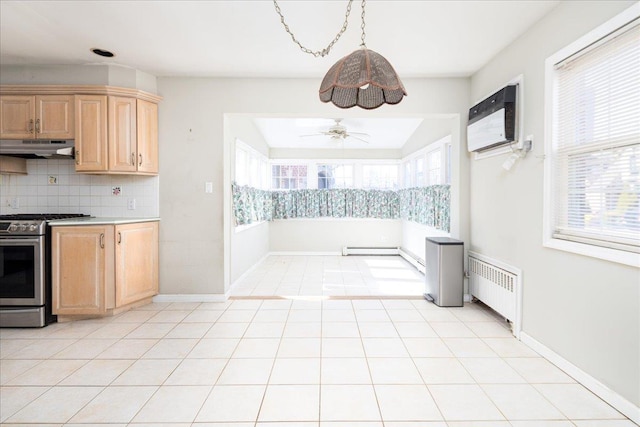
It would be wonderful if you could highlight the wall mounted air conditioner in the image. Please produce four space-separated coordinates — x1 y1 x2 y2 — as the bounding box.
467 85 517 152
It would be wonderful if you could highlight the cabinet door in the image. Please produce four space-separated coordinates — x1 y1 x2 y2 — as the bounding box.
108 97 137 172
136 99 158 174
36 95 74 139
51 225 115 315
0 96 35 139
115 222 159 307
75 95 108 172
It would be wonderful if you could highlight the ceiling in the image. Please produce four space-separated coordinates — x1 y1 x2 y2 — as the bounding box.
0 1 558 78
0 1 558 150
253 117 425 149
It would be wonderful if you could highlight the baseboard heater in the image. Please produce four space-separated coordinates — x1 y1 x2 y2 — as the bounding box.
468 251 522 337
342 246 399 256
398 247 426 274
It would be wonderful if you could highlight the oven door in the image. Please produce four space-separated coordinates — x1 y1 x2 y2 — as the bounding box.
0 236 44 306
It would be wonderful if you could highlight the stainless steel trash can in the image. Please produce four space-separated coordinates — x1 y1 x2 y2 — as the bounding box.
424 237 464 307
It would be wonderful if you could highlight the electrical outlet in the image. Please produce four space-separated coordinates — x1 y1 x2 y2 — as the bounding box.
127 198 136 210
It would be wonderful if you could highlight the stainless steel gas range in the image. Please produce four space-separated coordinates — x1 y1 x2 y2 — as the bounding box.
0 213 90 327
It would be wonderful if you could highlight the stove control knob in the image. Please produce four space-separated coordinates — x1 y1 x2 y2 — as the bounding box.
18 224 28 232
28 224 38 232
8 224 17 232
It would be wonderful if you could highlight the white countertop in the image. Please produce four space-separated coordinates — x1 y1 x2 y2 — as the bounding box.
48 217 160 226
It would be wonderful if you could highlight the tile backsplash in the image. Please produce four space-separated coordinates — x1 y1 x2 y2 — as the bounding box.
0 159 159 217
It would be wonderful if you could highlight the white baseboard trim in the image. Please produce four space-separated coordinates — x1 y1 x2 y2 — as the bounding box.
269 251 342 256
520 331 640 424
153 293 229 303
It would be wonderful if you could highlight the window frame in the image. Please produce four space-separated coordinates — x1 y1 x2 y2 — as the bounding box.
401 135 451 188
269 158 400 190
235 139 268 189
542 5 640 268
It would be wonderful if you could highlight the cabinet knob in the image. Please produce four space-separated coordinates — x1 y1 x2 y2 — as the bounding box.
35 118 41 133
28 119 34 133
139 154 143 166
131 153 135 166
117 231 121 244
75 151 80 165
100 233 105 248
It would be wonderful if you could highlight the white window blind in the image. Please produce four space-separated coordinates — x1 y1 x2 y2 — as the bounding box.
551 20 640 252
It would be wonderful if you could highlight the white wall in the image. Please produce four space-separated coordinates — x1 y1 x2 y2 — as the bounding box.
227 115 270 285
269 219 402 253
469 0 638 408
157 77 470 295
399 120 457 271
401 222 449 263
0 64 158 93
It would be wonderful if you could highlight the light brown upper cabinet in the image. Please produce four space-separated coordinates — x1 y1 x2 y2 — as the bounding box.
77 95 158 175
0 95 74 140
75 95 108 172
136 99 159 174
108 96 137 172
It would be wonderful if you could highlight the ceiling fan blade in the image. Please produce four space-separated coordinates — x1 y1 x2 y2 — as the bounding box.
348 132 370 137
299 133 325 138
347 135 370 143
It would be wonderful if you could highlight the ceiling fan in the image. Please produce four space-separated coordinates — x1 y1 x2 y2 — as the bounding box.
300 119 370 143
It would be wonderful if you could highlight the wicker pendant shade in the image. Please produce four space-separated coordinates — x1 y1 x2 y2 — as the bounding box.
319 48 407 109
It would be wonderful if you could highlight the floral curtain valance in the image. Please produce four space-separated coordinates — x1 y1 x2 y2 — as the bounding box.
232 183 450 232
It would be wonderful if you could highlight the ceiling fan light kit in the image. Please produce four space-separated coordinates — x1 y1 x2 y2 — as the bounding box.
273 0 406 109
300 118 371 143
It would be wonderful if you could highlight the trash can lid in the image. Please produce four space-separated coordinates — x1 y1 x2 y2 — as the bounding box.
426 237 463 245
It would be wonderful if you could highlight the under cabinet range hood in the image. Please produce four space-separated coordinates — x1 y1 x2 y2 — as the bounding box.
0 139 75 159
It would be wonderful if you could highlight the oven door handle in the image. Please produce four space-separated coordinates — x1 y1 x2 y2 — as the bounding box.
0 237 42 244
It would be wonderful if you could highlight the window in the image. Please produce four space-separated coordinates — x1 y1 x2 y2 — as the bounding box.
235 147 247 186
545 13 640 264
317 163 354 189
235 139 268 189
445 142 452 185
415 158 425 187
271 164 308 189
362 164 399 189
403 161 412 188
402 135 451 188
427 149 442 185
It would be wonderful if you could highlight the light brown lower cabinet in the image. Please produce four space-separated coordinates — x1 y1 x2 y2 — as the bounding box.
52 221 158 316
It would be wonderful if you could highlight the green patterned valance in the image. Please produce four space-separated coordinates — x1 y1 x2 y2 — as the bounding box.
231 184 272 225
398 186 450 232
232 183 450 232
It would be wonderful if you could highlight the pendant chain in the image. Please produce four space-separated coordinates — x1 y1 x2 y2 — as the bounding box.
273 0 365 57
360 0 366 48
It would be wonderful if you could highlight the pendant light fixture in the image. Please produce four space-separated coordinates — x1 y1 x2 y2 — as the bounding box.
319 0 407 109
273 0 406 109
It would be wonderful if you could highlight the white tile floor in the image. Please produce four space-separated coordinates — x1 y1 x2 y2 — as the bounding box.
0 298 634 426
230 255 425 296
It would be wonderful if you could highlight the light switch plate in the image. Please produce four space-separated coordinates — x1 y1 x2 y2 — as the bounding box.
205 182 213 193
